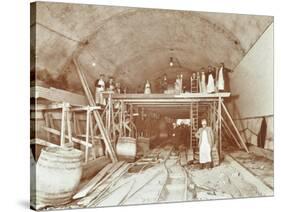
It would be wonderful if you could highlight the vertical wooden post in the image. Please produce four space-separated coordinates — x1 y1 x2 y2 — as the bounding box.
213 101 214 129
85 107 91 163
60 102 67 146
120 101 124 136
189 105 193 150
66 105 73 144
108 94 112 137
111 99 116 143
48 113 58 141
208 104 211 127
44 112 51 142
73 112 82 138
89 110 96 160
73 112 77 136
129 104 133 137
218 96 222 159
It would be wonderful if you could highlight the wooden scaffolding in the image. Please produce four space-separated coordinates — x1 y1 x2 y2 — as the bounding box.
105 92 249 159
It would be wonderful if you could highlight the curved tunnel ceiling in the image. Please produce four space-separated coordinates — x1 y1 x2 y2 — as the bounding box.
32 2 273 93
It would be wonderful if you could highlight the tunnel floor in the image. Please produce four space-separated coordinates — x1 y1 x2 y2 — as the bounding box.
42 139 273 210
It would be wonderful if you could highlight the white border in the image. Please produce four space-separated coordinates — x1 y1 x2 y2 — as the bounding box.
0 0 280 211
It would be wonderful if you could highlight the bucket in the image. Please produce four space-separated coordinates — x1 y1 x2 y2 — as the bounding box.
36 146 83 206
116 137 137 162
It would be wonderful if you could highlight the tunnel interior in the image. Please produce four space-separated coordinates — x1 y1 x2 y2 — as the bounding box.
30 2 274 209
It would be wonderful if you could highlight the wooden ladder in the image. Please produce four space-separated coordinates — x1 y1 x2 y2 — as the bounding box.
190 75 199 150
191 103 199 149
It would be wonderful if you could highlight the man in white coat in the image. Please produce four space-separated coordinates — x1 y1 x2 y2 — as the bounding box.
195 119 214 169
94 74 105 106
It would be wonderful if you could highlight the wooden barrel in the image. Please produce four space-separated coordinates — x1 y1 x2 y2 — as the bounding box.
116 137 137 162
36 146 83 206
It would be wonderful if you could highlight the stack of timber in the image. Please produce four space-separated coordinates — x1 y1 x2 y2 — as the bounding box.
122 164 167 205
72 161 131 207
119 144 174 205
71 144 187 208
81 156 111 180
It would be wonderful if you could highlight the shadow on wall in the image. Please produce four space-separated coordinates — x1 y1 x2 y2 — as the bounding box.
229 100 273 151
31 67 84 94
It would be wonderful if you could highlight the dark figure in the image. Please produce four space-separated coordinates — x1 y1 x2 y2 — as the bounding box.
179 123 186 147
171 123 180 147
258 117 267 148
186 125 191 150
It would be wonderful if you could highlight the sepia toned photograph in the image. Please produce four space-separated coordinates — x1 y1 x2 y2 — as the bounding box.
30 1 274 210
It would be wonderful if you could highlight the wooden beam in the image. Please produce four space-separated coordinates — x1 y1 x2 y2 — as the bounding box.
30 138 59 147
115 99 221 104
81 156 110 180
31 111 87 121
31 86 87 106
43 112 51 142
77 161 125 205
109 93 231 99
42 126 92 148
89 112 96 160
48 113 59 141
70 106 101 111
60 103 67 146
221 114 242 149
66 109 73 144
85 108 91 163
221 102 249 152
74 163 114 199
73 112 78 136
218 97 222 157
217 109 241 149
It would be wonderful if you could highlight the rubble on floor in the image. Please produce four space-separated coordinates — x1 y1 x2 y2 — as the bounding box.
41 144 274 210
230 150 273 188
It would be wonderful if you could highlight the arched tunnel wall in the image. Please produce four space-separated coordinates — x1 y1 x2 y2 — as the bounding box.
227 23 273 150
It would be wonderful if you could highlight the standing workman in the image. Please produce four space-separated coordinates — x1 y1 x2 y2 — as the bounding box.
207 65 215 93
195 119 214 169
216 62 233 92
144 80 151 94
106 76 115 92
95 74 106 106
171 122 179 147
